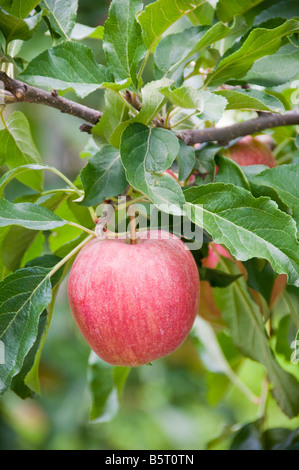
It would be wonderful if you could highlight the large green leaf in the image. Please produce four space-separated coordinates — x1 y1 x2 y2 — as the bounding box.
253 165 299 232
81 145 128 207
215 89 284 113
206 19 299 87
0 199 66 230
120 123 185 215
185 183 299 286
243 44 299 87
20 42 128 99
214 258 299 418
103 0 145 88
137 0 206 50
154 19 245 76
87 352 130 423
0 266 52 394
41 0 78 40
0 112 43 192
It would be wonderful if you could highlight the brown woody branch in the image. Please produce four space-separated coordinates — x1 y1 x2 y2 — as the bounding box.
177 110 299 146
0 72 102 125
1 72 299 145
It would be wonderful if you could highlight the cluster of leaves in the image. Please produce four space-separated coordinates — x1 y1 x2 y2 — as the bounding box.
0 0 299 441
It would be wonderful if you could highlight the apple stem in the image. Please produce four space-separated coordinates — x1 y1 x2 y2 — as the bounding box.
128 205 137 245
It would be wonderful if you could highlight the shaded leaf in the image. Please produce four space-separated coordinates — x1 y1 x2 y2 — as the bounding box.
185 183 299 287
253 164 299 233
0 112 43 192
214 259 299 418
81 145 128 207
87 352 130 423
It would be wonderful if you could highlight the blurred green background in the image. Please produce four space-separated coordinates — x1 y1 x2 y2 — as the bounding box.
1 0 299 451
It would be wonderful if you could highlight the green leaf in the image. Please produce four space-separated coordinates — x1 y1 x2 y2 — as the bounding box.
192 316 257 402
214 258 299 418
185 183 299 287
41 0 78 40
120 123 185 215
198 266 242 288
103 0 146 89
0 266 53 394
0 163 81 197
176 141 195 181
253 165 299 233
243 258 276 305
206 19 299 87
194 143 219 185
10 310 48 399
135 78 173 125
154 18 245 76
0 199 66 230
92 90 129 146
216 0 264 22
1 227 41 271
5 0 41 18
255 0 299 25
215 155 251 190
87 352 130 423
0 112 43 192
20 42 126 99
284 286 299 330
243 44 299 87
81 145 128 207
110 78 173 148
160 85 203 111
199 90 227 123
138 0 206 50
215 89 285 113
187 2 215 25
0 7 41 42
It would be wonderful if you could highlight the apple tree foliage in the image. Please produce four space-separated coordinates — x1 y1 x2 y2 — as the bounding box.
0 0 299 440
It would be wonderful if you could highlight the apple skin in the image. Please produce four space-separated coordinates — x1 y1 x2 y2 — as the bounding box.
224 135 277 168
202 243 231 269
68 230 200 367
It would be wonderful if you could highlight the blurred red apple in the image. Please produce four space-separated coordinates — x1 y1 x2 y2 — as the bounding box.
202 243 231 269
68 230 200 367
224 135 277 168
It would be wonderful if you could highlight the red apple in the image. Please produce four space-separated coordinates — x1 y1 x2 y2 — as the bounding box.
68 230 200 367
224 135 277 168
202 243 231 269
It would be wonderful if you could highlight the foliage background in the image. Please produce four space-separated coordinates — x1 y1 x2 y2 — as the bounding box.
0 0 299 450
